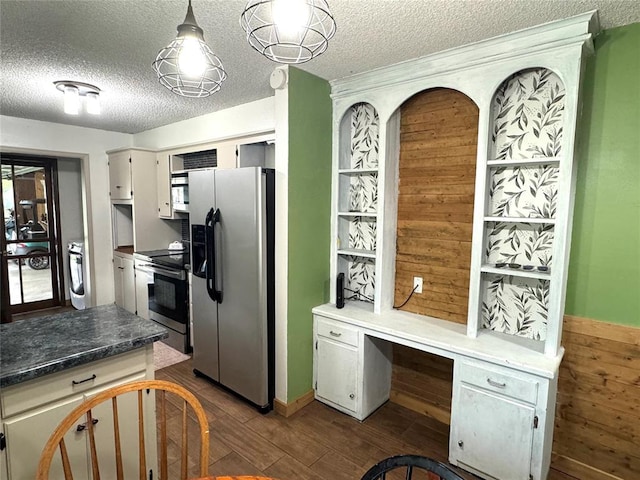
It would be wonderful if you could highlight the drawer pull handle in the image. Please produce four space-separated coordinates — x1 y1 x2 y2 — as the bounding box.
76 418 99 432
458 440 464 448
487 378 506 388
329 331 342 337
72 374 97 385
349 393 355 399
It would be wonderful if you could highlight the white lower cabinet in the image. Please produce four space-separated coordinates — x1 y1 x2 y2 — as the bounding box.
316 331 359 413
0 348 154 480
114 252 136 314
3 396 87 480
312 309 556 480
313 315 392 421
134 258 150 320
450 360 551 480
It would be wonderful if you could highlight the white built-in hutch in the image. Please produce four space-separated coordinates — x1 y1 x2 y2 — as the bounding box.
312 12 599 480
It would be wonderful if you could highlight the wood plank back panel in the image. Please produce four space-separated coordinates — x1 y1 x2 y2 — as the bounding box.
394 88 478 323
390 345 454 426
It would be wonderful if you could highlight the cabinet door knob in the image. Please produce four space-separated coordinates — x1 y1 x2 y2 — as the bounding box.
329 330 342 337
349 393 355 399
76 418 99 432
458 440 463 448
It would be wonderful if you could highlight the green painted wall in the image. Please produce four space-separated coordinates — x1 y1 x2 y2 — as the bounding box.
286 67 332 401
566 23 640 326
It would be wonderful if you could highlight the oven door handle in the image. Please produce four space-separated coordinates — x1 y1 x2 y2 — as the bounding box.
136 263 185 280
205 208 223 303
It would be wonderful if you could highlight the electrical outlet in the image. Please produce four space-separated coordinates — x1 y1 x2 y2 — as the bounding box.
413 276 423 294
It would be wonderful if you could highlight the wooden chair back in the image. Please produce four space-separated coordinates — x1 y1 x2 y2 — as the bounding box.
36 379 209 480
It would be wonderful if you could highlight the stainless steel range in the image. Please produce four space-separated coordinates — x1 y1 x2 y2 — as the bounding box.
134 248 190 353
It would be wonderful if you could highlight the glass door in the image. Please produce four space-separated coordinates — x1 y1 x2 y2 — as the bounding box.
1 156 64 318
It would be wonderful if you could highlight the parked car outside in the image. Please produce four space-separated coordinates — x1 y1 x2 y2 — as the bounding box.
14 241 50 270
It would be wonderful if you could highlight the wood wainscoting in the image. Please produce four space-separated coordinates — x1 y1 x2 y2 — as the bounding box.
552 316 640 480
394 88 478 324
388 316 640 480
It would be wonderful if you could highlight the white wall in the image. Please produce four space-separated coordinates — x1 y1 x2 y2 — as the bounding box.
57 157 84 301
133 97 276 150
0 115 132 306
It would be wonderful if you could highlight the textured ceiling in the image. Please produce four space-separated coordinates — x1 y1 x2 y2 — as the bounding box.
1 0 638 135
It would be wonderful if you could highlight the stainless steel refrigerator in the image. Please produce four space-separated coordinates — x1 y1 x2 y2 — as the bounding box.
189 167 275 411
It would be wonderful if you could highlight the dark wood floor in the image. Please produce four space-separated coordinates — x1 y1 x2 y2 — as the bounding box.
157 359 477 480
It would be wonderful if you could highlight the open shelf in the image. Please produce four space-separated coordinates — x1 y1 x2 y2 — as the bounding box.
484 216 556 224
481 264 551 280
338 211 378 218
338 168 379 175
487 157 562 166
338 249 376 258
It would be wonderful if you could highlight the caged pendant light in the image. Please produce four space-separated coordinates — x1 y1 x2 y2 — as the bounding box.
153 0 227 98
240 0 336 64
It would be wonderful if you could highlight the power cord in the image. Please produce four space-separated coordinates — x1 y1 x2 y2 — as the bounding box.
393 284 419 309
344 287 374 303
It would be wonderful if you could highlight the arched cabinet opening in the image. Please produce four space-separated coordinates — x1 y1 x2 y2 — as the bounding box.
479 67 566 344
336 102 380 304
393 88 479 324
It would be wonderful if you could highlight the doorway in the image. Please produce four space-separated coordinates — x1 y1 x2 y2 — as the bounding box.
1 155 65 320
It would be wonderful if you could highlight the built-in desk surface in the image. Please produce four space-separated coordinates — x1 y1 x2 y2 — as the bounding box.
313 302 563 379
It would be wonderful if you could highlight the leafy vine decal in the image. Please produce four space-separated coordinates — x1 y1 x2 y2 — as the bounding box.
491 68 565 160
482 275 549 339
350 103 380 169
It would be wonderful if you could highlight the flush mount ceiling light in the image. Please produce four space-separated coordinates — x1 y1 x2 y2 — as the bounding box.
53 81 101 115
152 0 227 98
240 0 336 64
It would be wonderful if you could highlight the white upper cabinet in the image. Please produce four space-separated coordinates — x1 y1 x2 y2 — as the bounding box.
108 150 132 200
328 11 600 356
107 148 177 252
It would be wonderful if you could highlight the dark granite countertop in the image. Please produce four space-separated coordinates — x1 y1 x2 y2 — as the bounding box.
0 305 168 388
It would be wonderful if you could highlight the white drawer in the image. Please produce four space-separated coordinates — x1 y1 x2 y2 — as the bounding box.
316 317 359 347
1 348 147 418
457 360 538 404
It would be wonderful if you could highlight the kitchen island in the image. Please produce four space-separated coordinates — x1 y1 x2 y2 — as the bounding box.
0 305 167 480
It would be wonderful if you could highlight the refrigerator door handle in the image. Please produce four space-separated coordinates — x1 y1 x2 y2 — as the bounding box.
206 208 223 303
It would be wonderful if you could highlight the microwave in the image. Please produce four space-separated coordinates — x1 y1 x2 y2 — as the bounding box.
171 173 189 212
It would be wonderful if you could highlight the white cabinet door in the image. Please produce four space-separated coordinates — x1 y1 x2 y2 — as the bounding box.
84 372 153 479
113 255 124 308
452 384 535 480
114 255 135 314
121 256 136 314
109 151 132 200
3 396 87 480
156 154 171 218
135 266 149 319
316 336 358 413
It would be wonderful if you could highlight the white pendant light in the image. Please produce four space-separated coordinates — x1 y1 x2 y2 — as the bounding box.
54 81 101 115
240 0 336 64
153 0 227 98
